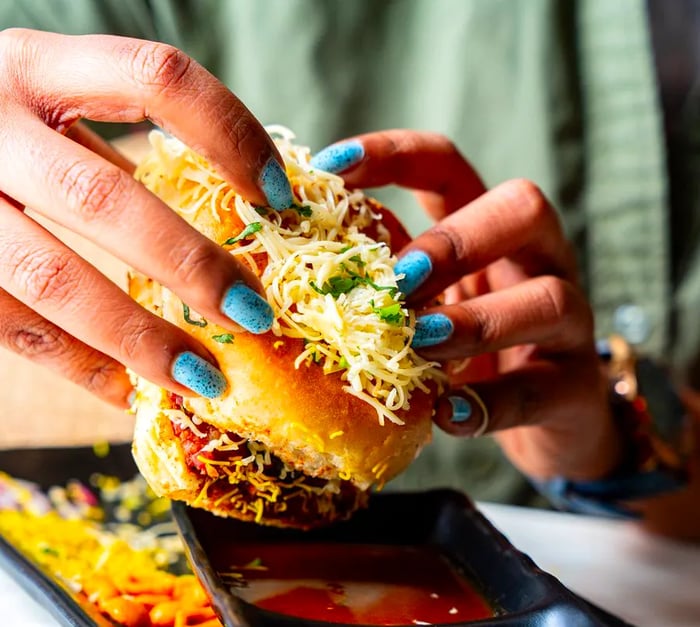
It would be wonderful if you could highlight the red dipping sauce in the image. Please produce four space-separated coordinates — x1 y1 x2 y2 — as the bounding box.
212 543 494 625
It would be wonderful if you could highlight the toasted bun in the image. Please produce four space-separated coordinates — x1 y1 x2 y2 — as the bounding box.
130 128 442 527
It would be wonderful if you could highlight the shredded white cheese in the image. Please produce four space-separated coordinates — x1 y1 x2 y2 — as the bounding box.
136 127 443 426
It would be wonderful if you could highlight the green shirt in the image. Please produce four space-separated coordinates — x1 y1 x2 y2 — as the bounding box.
3 0 694 505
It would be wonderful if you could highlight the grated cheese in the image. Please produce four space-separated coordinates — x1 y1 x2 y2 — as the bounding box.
135 127 444 426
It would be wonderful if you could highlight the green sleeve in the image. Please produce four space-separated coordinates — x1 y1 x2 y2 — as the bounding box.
0 0 217 62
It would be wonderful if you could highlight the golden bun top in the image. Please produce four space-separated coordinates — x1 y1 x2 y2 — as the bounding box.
130 128 443 509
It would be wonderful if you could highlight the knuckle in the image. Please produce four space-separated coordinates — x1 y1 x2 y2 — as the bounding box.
537 275 571 321
0 27 32 59
0 28 35 100
129 41 192 96
227 115 257 153
7 319 69 358
430 132 460 156
10 248 80 307
169 239 222 287
117 317 164 364
0 29 72 129
82 359 124 396
53 159 128 221
431 224 468 263
468 306 500 348
537 276 593 335
505 178 551 223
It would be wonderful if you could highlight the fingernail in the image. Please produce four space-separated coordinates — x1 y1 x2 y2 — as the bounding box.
127 389 137 407
395 250 432 297
259 158 293 211
412 313 454 348
310 140 365 174
172 351 227 398
221 281 274 334
448 396 472 423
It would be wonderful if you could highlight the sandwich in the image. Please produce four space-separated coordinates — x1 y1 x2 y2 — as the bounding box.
129 127 443 529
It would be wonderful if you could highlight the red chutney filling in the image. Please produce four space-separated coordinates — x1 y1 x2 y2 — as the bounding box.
168 395 365 526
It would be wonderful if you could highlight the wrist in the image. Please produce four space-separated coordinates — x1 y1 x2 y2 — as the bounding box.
530 336 694 518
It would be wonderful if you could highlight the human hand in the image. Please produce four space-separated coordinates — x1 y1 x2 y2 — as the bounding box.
0 29 294 407
311 131 623 481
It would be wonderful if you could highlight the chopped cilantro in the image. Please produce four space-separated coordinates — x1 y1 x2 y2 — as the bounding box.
212 333 235 344
310 270 398 299
373 302 405 325
338 356 349 369
349 254 365 266
223 222 262 246
183 303 207 327
289 203 312 217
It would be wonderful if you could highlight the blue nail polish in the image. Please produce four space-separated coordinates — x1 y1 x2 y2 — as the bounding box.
395 251 433 297
449 396 472 423
221 281 274 334
172 351 227 398
412 313 454 348
310 140 364 174
259 158 293 211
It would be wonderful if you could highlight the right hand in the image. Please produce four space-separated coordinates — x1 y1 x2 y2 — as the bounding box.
0 29 292 407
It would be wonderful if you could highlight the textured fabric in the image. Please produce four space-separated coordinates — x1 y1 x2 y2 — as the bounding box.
0 0 689 507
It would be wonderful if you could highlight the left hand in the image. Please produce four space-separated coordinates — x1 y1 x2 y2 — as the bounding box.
311 130 623 482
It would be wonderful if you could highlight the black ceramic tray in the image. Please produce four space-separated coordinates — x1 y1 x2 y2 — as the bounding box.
173 492 633 627
0 445 633 627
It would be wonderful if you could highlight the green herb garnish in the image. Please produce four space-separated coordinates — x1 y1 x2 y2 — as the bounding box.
310 270 397 299
349 254 365 266
373 302 405 325
212 333 235 344
338 356 349 369
289 203 312 217
183 303 207 327
223 222 262 246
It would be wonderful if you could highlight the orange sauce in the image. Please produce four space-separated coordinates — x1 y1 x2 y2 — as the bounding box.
212 543 493 625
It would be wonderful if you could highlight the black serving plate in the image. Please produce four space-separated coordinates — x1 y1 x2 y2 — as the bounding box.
0 443 140 627
173 491 633 627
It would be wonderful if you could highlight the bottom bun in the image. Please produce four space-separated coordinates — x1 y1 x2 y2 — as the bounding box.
131 381 368 529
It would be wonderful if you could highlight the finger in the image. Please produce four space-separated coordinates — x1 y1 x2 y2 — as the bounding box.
394 179 579 302
433 356 619 479
1 114 274 337
411 275 594 360
0 286 132 407
65 121 136 174
310 130 486 219
2 28 291 209
0 197 227 399
433 356 602 436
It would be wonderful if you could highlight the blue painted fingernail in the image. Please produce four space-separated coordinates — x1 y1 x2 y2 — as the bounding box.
259 158 293 211
412 313 454 348
448 396 473 423
310 140 365 174
395 250 433 297
172 351 227 398
221 281 274 334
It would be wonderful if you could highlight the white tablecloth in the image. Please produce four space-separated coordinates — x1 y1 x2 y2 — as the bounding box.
1 502 699 626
